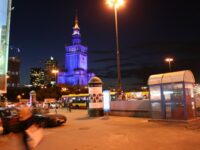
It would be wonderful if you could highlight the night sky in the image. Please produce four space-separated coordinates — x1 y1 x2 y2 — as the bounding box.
9 0 200 90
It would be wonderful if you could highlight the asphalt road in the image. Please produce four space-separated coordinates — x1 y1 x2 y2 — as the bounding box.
1 109 200 150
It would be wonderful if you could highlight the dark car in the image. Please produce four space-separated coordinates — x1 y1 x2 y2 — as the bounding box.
32 108 67 127
0 107 66 135
0 107 20 135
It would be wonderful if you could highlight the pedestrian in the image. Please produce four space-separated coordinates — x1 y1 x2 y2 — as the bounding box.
55 103 58 114
18 103 34 150
68 100 72 112
1 108 11 135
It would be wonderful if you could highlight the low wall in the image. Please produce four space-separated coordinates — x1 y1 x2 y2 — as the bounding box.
109 99 151 117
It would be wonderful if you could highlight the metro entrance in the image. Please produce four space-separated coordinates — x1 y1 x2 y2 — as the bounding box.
148 70 196 120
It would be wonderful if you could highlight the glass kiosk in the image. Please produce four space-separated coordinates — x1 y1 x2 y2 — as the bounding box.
148 70 196 120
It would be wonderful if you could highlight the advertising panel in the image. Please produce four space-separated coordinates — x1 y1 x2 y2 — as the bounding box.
0 0 11 93
103 90 111 112
89 86 103 109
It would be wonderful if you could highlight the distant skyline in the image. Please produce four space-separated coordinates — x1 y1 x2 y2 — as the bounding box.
9 0 200 90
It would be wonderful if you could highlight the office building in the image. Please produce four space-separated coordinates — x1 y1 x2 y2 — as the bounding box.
44 56 58 85
30 68 45 87
7 57 20 87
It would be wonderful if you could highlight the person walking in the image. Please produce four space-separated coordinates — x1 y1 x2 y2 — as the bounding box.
18 103 34 150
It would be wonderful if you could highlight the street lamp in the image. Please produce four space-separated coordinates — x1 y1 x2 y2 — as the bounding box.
106 0 125 93
165 58 174 72
52 69 59 84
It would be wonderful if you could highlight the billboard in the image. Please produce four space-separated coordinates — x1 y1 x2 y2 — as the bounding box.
0 0 12 93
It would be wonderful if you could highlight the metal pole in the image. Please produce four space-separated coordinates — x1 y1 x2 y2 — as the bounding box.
55 73 57 84
169 61 171 72
114 6 122 92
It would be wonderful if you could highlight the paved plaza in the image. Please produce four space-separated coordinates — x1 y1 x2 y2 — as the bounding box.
1 109 200 150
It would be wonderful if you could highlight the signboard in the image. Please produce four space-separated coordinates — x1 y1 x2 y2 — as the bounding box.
0 0 12 93
0 75 7 93
88 86 103 109
103 90 111 112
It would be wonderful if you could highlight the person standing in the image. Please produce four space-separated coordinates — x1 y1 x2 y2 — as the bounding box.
67 100 72 112
55 103 58 114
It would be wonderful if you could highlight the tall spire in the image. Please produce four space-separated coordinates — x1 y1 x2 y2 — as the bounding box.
74 12 79 29
72 11 81 45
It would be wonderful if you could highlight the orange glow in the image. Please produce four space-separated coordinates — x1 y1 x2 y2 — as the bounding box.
61 87 67 92
52 69 59 74
106 0 125 9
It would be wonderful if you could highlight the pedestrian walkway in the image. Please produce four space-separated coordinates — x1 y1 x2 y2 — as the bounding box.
1 109 200 150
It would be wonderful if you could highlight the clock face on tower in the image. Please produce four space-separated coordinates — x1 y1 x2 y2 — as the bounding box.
80 55 87 70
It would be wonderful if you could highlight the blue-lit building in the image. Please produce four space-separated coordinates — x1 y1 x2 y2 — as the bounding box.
58 16 94 86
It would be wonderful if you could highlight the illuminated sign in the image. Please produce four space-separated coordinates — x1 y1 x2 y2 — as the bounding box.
89 86 103 109
103 90 111 112
0 0 12 93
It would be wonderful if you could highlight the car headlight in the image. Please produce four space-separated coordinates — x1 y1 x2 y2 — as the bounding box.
56 118 65 122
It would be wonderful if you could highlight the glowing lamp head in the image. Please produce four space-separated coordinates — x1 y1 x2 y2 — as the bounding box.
106 0 125 9
165 58 174 62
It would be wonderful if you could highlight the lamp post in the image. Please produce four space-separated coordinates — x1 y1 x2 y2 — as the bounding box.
52 69 59 84
106 0 124 93
165 58 174 72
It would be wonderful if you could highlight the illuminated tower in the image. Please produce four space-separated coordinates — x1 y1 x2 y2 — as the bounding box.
58 15 94 86
65 15 87 75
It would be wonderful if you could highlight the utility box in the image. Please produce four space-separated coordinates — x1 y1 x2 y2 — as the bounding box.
148 70 196 120
88 76 104 117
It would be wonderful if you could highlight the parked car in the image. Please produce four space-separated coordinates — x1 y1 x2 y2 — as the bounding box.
0 107 20 135
32 108 67 127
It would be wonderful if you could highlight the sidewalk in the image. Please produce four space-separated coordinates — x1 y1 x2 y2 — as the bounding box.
1 109 200 150
39 109 200 150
